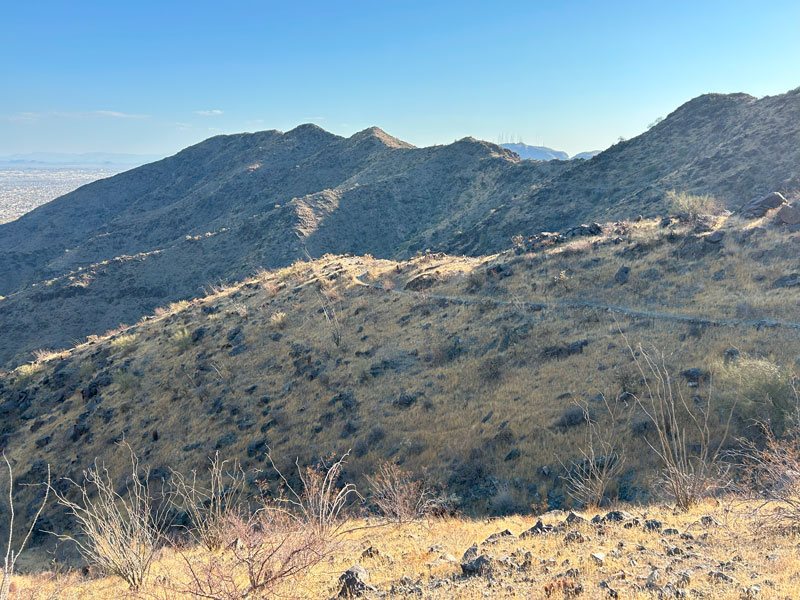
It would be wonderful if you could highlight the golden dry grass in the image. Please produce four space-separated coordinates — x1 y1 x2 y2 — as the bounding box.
2 214 799 548
9 499 800 599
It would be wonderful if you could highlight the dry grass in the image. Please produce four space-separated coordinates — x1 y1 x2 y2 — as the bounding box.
2 215 799 553
8 499 800 599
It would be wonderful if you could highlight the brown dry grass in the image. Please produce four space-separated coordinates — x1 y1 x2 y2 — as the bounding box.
9 499 800 599
2 215 799 547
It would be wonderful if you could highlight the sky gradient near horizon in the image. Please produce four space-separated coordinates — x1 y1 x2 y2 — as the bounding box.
2 1 799 158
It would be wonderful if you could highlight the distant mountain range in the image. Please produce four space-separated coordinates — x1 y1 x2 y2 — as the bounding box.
0 87 799 367
499 143 601 161
0 152 162 167
499 143 569 161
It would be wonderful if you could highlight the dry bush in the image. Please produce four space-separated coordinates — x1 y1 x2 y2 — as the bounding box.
366 462 436 522
269 311 287 329
267 452 361 537
317 289 343 348
165 453 359 599
736 384 800 531
464 269 485 292
168 508 328 600
170 453 247 551
666 190 721 217
558 396 629 508
51 446 170 590
2 453 50 600
630 344 732 510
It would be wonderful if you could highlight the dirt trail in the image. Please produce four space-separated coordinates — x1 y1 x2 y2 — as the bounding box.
353 272 800 331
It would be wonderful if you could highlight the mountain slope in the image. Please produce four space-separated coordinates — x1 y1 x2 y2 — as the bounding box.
2 212 799 535
1 88 799 367
452 89 800 254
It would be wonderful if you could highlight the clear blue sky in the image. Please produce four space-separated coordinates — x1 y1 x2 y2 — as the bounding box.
2 0 798 157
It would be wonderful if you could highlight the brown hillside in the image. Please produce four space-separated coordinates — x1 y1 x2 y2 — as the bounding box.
2 207 799 563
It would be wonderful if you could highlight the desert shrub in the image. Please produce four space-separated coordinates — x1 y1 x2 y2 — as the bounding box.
630 344 732 510
267 452 361 537
464 269 485 292
170 453 247 551
666 190 721 217
366 462 436 522
171 327 193 352
269 311 287 329
478 355 505 383
558 397 629 508
13 363 42 387
110 333 138 354
555 405 592 429
737 387 800 530
112 370 138 392
317 289 343 348
1 453 50 600
715 357 794 434
51 446 171 590
489 484 517 516
169 507 329 600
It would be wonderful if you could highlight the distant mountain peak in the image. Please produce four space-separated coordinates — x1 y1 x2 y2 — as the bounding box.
348 126 415 149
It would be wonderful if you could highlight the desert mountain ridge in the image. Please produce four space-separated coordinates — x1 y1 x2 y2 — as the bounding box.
0 87 799 368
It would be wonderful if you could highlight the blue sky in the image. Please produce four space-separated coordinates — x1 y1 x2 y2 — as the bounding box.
2 1 798 157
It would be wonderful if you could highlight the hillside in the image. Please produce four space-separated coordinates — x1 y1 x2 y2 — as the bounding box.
1 88 799 369
2 202 799 563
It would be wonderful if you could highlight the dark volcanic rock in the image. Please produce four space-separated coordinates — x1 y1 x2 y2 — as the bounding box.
614 266 630 284
338 565 375 597
777 204 800 225
740 191 787 218
772 273 800 289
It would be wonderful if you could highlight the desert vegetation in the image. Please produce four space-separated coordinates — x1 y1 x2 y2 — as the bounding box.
3 422 800 599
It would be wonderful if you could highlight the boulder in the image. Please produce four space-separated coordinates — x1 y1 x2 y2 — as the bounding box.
777 204 800 225
461 554 493 576
614 266 630 285
603 510 634 523
772 273 800 289
338 566 376 597
740 192 787 218
520 519 559 538
644 518 663 532
482 529 515 544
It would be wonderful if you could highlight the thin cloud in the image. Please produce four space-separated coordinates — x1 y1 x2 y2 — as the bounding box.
93 110 147 119
4 110 147 122
195 109 223 116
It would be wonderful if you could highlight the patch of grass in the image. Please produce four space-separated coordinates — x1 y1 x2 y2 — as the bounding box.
270 311 288 329
110 333 138 355
171 327 193 353
666 189 721 217
112 370 138 392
